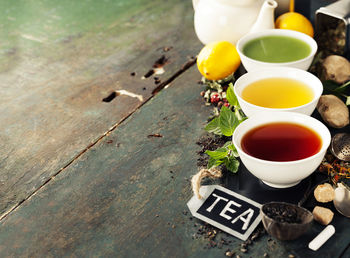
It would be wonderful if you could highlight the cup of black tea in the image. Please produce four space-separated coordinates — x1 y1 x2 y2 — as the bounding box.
232 112 331 188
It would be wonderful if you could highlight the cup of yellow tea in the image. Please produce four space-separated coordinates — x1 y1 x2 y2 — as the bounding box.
233 67 323 117
236 29 317 71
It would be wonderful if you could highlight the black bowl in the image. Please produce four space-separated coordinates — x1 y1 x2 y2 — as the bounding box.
260 202 313 241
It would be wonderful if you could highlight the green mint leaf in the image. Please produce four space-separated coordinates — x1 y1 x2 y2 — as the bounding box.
219 106 237 136
223 141 236 151
204 117 222 135
207 156 224 169
239 113 248 122
235 108 247 123
205 148 228 159
224 143 239 157
231 148 239 158
223 141 233 148
226 83 239 107
224 157 240 173
346 96 350 106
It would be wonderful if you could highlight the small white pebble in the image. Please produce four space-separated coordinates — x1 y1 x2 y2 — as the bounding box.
308 225 335 251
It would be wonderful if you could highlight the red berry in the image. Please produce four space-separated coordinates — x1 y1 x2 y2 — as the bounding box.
224 102 230 107
210 93 220 104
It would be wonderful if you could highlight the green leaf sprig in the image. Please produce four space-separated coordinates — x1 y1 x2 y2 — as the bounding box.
323 80 350 105
206 141 239 173
204 83 246 173
204 83 246 136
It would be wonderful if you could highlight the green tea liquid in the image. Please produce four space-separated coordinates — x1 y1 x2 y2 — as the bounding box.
243 35 311 63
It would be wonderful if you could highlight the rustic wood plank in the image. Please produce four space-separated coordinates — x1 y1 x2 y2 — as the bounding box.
0 66 246 257
1 1 348 256
0 65 206 256
0 0 201 216
0 65 347 257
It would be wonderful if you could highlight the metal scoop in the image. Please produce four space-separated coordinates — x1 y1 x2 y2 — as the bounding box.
333 182 350 218
330 133 350 161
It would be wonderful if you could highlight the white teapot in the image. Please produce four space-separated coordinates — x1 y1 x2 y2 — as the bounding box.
193 0 278 45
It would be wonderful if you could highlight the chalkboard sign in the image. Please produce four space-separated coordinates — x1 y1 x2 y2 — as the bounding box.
187 185 262 241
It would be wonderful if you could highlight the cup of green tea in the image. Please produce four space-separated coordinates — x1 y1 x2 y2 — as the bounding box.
236 29 317 71
232 112 331 188
233 67 323 117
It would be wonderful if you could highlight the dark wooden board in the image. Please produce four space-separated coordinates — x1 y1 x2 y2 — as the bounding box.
1 0 349 256
0 0 202 216
1 64 348 257
0 66 284 257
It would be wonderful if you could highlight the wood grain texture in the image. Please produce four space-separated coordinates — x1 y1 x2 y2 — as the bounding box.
0 66 273 257
0 64 348 257
0 0 201 216
1 0 349 257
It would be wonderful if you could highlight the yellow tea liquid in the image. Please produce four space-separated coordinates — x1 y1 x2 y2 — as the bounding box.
241 78 314 108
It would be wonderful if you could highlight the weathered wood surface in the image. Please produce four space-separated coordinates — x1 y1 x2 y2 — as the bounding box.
0 65 281 257
0 64 349 257
1 0 349 257
0 0 200 216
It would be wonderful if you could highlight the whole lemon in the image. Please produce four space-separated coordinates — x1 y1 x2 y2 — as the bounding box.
275 12 314 38
197 41 241 81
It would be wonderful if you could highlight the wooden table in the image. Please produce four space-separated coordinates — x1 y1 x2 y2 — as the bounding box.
0 0 349 257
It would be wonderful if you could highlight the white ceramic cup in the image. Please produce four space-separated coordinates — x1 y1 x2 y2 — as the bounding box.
233 67 323 117
232 112 331 188
236 29 318 72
